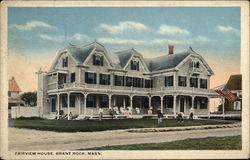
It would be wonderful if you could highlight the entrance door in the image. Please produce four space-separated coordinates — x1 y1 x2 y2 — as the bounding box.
180 98 185 113
51 98 56 112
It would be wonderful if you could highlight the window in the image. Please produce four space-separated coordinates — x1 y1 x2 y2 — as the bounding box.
130 60 139 71
233 101 241 110
178 76 186 87
114 75 124 86
85 72 96 84
145 79 151 88
93 54 103 66
200 79 207 89
190 77 198 88
70 95 76 107
70 73 75 83
8 91 11 97
165 76 173 87
200 98 207 109
133 77 142 88
126 76 133 87
165 96 173 108
87 95 96 107
99 96 108 108
62 57 68 67
100 74 110 85
61 95 67 108
189 60 199 68
238 92 242 99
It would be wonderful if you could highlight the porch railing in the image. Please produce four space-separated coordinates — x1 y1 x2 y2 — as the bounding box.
49 82 216 95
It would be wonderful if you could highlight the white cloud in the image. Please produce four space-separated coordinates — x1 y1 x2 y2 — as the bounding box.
38 33 90 42
95 21 148 34
72 33 91 41
195 35 211 42
157 25 190 36
217 25 240 35
9 21 57 31
151 38 192 45
97 37 146 45
38 34 66 42
98 37 191 45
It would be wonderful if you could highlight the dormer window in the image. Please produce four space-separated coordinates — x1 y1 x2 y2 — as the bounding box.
131 60 139 71
189 60 199 68
62 57 68 67
93 54 103 66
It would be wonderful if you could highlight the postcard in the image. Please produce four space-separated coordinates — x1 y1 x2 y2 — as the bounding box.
0 0 249 159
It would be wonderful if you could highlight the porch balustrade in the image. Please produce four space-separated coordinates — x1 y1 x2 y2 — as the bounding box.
48 82 216 95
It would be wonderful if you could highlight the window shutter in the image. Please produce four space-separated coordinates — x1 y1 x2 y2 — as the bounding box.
108 75 110 85
100 56 103 66
93 55 96 65
196 62 200 68
130 61 133 70
137 62 139 71
85 72 88 83
94 73 96 84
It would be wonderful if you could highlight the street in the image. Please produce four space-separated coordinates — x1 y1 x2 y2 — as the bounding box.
9 126 241 150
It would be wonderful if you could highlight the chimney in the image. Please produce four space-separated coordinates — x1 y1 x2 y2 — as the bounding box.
168 45 174 55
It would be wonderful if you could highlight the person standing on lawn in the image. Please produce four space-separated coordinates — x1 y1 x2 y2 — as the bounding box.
177 112 184 122
98 108 103 121
157 109 163 124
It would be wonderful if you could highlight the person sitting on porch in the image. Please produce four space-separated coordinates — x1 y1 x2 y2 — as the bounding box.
135 107 140 114
148 107 153 115
113 106 119 114
177 112 184 122
189 108 194 121
109 108 115 119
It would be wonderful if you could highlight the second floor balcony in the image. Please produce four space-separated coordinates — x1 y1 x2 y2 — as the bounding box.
47 82 216 96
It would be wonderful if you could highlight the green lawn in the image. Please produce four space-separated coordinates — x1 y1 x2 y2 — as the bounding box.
82 136 241 150
9 118 234 132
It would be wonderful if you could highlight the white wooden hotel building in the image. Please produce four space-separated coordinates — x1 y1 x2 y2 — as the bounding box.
37 41 219 119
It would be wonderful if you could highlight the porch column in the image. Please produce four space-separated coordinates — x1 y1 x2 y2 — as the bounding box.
114 96 116 107
123 97 126 108
83 93 87 115
148 96 151 108
108 95 112 109
78 96 81 115
160 96 163 113
191 96 195 109
57 94 60 119
130 95 133 108
96 95 99 108
67 92 70 120
173 95 176 117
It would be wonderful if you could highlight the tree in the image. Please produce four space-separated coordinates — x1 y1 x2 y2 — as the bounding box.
20 92 37 106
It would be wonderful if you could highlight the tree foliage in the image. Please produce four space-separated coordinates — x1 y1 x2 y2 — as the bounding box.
20 92 37 106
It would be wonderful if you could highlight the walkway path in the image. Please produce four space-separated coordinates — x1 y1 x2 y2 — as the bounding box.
9 124 241 150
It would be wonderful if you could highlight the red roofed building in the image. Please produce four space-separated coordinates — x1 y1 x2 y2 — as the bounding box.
8 77 24 109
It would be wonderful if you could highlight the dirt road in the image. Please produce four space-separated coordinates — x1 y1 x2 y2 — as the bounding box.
9 126 241 150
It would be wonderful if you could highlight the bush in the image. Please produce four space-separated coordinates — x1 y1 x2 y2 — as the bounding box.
16 116 44 120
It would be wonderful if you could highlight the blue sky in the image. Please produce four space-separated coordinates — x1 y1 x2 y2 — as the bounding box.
8 7 240 59
8 7 241 92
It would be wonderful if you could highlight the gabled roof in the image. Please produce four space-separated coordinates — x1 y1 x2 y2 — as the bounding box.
66 41 106 64
145 48 195 71
114 48 143 68
226 74 242 90
9 77 21 92
51 41 213 73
